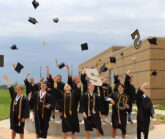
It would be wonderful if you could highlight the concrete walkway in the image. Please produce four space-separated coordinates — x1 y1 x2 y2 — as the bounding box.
0 119 165 139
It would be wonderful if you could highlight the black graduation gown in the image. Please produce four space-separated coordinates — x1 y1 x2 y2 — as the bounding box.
46 75 59 109
24 79 39 109
99 83 112 115
9 87 30 134
59 91 80 133
80 92 104 135
124 74 136 112
114 74 120 92
31 91 53 138
136 89 154 139
68 76 77 90
110 92 130 135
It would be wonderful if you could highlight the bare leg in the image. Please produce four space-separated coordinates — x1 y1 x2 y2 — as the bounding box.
11 130 16 139
112 128 116 138
20 134 24 139
63 132 67 139
122 134 125 139
71 133 76 139
85 131 90 139
96 130 101 137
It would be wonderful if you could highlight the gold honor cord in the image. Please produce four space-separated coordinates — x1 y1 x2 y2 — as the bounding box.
64 93 72 118
13 96 23 120
117 94 128 124
88 93 95 116
36 92 46 118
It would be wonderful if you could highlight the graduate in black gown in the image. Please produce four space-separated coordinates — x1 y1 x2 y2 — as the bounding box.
24 72 39 121
136 82 155 139
124 70 136 123
113 67 123 92
99 77 112 124
59 84 80 139
46 66 59 121
29 81 53 139
109 84 130 139
80 82 103 139
3 75 30 139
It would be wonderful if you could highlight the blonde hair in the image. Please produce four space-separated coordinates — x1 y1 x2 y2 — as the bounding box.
16 85 24 91
64 84 71 92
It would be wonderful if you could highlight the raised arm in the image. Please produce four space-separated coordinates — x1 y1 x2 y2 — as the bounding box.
140 82 148 92
46 66 50 79
66 64 71 78
2 74 11 88
24 72 30 86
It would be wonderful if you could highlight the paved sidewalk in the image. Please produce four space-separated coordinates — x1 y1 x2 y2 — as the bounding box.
0 119 165 139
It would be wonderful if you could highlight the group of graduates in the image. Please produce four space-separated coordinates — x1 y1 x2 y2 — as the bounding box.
2 64 155 139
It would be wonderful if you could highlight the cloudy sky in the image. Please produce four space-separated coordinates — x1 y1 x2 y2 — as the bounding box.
0 0 165 84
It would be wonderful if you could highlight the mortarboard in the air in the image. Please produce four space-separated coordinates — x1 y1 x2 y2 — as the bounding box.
10 44 18 50
32 0 39 9
58 62 65 69
53 18 59 23
148 37 157 45
100 64 108 73
13 62 24 73
110 57 116 63
0 55 4 67
151 70 158 76
120 52 124 56
28 17 38 24
81 43 88 51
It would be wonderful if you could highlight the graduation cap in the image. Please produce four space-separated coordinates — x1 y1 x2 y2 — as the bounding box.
81 43 88 51
10 45 18 50
0 55 4 67
100 64 108 73
120 52 124 56
28 17 38 24
53 18 59 23
151 70 158 76
32 0 39 9
13 62 24 73
42 41 47 46
54 58 58 65
58 62 65 69
148 37 157 45
110 57 116 63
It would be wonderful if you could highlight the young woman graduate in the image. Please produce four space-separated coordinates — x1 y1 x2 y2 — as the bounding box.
29 81 53 139
99 77 112 124
136 82 155 139
59 84 80 139
2 75 30 139
124 70 136 123
80 82 103 139
109 84 130 139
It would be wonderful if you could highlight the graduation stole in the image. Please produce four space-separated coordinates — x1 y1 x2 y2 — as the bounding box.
103 85 109 97
13 95 23 120
63 92 72 118
117 93 128 124
36 91 47 118
88 93 95 116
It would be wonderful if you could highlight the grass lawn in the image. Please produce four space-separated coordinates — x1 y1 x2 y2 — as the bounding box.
0 89 10 120
154 104 165 110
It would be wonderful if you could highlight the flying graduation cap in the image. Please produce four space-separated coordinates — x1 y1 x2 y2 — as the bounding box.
10 44 18 50
13 62 24 73
58 62 65 69
148 37 157 45
53 18 59 23
100 64 108 73
110 57 116 63
0 55 4 67
28 17 38 24
32 0 39 9
81 43 88 51
151 70 158 76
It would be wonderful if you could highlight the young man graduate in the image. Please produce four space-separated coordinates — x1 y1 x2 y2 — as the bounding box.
136 82 155 139
29 81 53 139
2 75 30 139
59 84 80 139
80 82 103 139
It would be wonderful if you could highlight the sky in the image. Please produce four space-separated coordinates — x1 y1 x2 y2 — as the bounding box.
0 0 165 84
